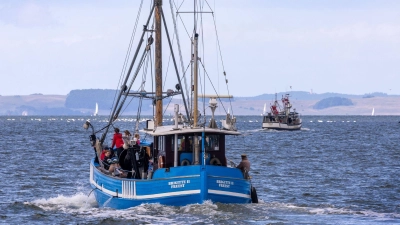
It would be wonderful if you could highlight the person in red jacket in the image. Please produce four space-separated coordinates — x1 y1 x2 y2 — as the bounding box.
111 128 124 158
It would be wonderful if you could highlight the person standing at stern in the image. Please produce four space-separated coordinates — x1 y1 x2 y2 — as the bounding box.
236 154 251 179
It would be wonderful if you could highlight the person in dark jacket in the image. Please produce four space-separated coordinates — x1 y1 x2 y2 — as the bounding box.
102 149 112 170
236 154 251 179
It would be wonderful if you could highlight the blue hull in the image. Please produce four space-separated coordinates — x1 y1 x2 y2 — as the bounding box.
90 159 251 209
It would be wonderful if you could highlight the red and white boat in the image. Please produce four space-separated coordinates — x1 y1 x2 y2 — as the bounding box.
262 94 302 130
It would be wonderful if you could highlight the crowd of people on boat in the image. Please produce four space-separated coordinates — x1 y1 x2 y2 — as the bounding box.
99 127 142 177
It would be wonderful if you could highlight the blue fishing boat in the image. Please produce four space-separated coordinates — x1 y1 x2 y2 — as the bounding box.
83 0 258 209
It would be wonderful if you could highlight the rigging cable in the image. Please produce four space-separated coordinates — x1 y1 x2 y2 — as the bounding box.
210 6 234 116
170 0 191 114
199 0 206 125
110 0 144 118
199 60 228 114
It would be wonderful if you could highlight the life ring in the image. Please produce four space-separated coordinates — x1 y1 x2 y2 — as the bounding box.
180 159 190 166
158 155 165 168
210 157 221 165
251 186 258 203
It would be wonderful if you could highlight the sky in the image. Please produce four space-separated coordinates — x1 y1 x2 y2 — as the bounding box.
0 0 399 97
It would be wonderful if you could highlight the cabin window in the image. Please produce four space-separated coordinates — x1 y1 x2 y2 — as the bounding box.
171 135 219 152
170 135 185 151
204 135 219 151
158 136 165 153
174 135 195 152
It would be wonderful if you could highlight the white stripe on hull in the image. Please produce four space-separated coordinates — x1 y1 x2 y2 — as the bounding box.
90 174 200 199
208 189 250 198
262 122 301 130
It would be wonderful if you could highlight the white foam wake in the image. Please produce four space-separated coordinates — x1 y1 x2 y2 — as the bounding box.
26 192 97 211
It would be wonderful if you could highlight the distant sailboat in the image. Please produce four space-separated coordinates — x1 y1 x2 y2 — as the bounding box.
94 103 98 116
371 108 375 116
262 103 267 115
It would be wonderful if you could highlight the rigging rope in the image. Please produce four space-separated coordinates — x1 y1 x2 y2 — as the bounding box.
111 0 144 119
198 60 228 114
211 9 234 116
170 0 191 113
199 0 206 124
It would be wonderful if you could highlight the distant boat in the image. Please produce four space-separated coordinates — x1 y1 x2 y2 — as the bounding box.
262 103 267 115
94 103 98 116
371 108 375 116
261 93 302 130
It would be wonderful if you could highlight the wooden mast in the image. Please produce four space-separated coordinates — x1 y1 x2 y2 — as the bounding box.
193 33 199 127
155 0 162 126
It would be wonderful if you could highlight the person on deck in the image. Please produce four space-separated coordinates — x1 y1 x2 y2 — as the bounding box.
122 130 132 149
102 149 113 170
100 146 111 161
102 149 124 176
133 133 140 145
236 154 251 179
111 128 124 158
180 137 185 151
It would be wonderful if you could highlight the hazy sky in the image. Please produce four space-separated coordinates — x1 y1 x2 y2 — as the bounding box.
1 0 399 96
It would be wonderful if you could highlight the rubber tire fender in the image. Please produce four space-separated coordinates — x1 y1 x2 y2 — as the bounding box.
180 159 190 166
251 186 258 203
210 157 221 165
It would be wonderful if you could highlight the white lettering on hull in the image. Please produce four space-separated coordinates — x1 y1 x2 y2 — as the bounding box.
216 180 234 188
168 180 190 189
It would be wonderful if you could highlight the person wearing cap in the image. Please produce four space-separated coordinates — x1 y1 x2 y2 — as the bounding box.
236 154 251 179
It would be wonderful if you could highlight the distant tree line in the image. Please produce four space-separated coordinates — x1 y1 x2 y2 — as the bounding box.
65 89 116 109
313 97 354 110
238 91 391 101
64 89 157 113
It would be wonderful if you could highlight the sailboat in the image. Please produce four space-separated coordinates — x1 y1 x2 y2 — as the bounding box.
94 102 98 116
371 108 375 116
262 93 302 130
262 103 267 116
83 0 257 209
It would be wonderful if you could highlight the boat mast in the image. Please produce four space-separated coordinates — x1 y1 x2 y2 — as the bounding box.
193 33 199 127
192 0 200 165
155 0 163 126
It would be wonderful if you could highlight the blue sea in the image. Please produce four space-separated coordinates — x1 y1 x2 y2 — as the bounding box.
0 115 399 224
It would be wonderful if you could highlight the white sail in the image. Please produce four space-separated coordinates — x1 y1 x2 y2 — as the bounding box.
94 103 98 116
371 108 374 116
263 103 267 115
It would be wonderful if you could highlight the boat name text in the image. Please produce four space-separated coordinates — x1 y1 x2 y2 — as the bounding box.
216 180 234 188
168 180 190 188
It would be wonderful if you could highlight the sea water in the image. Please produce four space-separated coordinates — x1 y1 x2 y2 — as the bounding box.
0 115 399 224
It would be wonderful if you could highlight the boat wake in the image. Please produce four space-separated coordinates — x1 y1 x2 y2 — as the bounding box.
24 194 399 223
26 192 97 211
264 202 400 221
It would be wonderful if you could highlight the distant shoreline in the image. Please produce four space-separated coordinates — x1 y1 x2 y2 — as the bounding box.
1 92 400 116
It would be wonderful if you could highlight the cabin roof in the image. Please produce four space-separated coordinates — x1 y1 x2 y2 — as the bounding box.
141 125 241 136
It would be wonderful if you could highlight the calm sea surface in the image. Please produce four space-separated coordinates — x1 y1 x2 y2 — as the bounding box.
0 115 399 224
